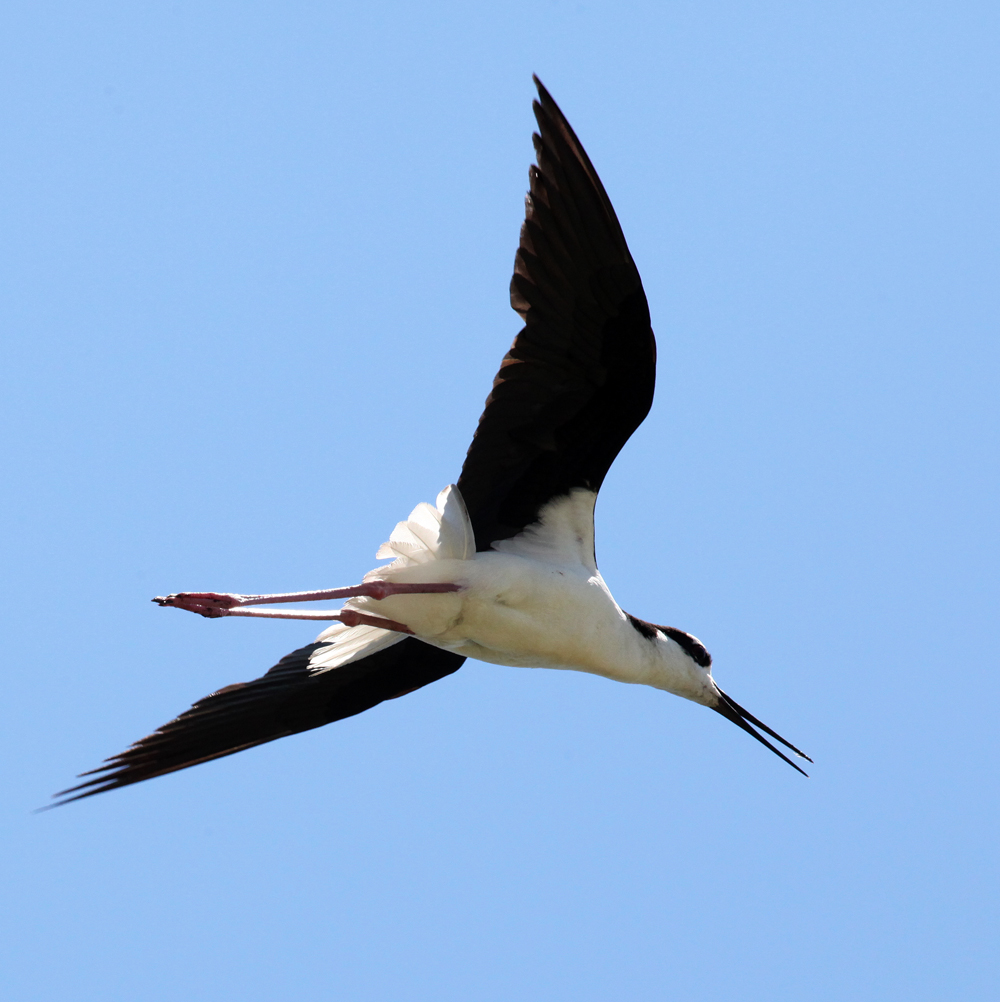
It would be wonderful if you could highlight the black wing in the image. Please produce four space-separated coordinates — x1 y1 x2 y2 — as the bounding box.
52 639 464 806
457 77 656 550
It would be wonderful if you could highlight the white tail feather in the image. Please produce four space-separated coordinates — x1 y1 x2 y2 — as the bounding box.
368 485 473 576
308 486 474 675
308 620 406 674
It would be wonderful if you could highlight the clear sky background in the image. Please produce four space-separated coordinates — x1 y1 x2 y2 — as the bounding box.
2 2 998 1000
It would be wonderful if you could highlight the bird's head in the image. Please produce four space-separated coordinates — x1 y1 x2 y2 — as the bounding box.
627 614 811 775
627 614 715 698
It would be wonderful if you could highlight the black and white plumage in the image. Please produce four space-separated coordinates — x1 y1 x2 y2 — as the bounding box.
54 78 809 806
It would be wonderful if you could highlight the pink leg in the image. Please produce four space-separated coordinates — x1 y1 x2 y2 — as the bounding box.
152 580 461 618
222 607 416 634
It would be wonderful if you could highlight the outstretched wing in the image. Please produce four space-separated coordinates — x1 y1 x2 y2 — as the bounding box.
52 639 464 805
458 77 656 550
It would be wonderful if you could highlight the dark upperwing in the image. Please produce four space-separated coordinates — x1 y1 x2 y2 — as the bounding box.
50 640 464 805
458 76 656 551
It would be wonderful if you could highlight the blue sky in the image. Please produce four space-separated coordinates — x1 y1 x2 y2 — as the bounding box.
2 2 998 999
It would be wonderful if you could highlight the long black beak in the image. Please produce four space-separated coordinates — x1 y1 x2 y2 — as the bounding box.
712 689 812 776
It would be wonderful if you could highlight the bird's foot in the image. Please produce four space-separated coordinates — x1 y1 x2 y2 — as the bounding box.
152 592 245 618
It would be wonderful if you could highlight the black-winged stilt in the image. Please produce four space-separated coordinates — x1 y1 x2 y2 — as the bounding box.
54 78 809 805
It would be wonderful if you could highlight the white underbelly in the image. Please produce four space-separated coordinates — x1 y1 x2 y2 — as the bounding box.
346 552 645 680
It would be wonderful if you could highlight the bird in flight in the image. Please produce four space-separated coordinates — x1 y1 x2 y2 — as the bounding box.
54 77 810 806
